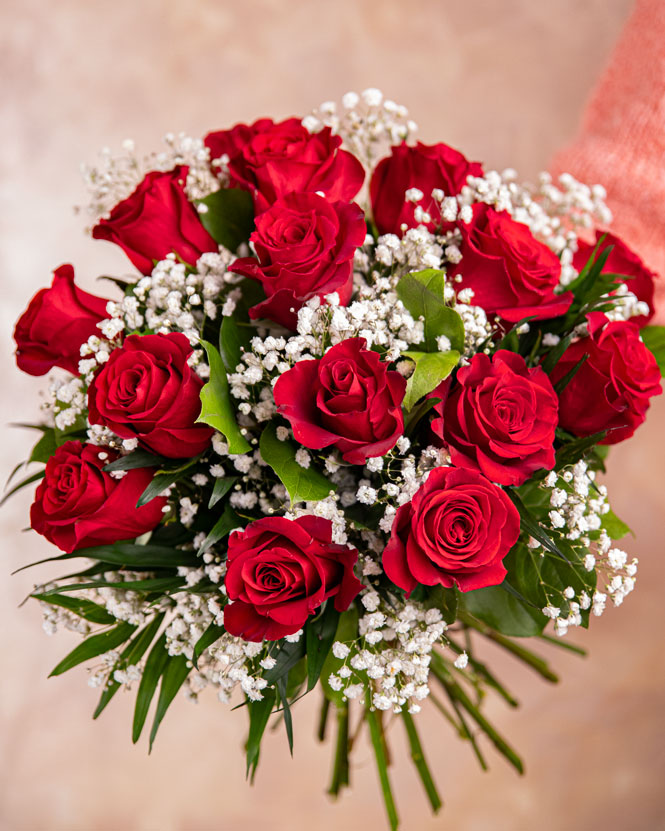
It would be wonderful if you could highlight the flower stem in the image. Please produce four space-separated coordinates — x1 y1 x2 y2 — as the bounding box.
328 701 350 797
401 710 442 813
365 692 399 831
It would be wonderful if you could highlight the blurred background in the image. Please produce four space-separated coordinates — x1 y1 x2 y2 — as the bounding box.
3 1 665 829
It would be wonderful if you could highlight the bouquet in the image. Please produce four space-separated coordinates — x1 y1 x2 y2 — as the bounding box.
8 89 664 828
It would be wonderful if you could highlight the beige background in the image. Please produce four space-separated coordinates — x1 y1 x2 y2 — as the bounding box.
3 1 665 829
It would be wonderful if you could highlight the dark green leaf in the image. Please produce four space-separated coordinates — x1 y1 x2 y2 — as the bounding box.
193 622 225 666
219 315 252 374
321 606 359 705
401 350 459 411
93 613 165 719
43 576 185 595
462 585 545 637
396 269 465 352
29 429 57 463
32 592 115 625
245 689 276 782
507 489 571 563
275 677 294 756
0 469 45 507
197 188 254 252
149 654 190 751
197 340 251 454
259 423 333 505
103 450 168 472
133 633 169 743
601 508 632 540
423 584 458 625
262 637 307 685
553 355 587 394
67 542 199 569
640 325 665 376
49 622 136 677
555 431 606 468
305 602 339 691
208 476 237 509
198 503 239 555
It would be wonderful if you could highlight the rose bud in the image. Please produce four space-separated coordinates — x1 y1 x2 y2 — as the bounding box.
30 441 165 553
433 350 559 486
370 141 483 236
204 118 365 213
223 515 363 642
229 192 366 329
574 230 657 327
273 338 406 465
87 332 213 458
551 312 662 444
13 264 109 376
450 204 572 322
383 466 520 595
92 166 218 274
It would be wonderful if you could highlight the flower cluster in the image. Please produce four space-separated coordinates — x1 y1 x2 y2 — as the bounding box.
10 90 663 827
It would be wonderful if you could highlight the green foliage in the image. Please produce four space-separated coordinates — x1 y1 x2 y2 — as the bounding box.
197 340 251 454
198 503 239 555
49 621 137 677
305 602 339 691
259 423 333 505
245 689 276 782
193 622 225 666
208 475 237 509
149 653 191 751
103 450 169 472
219 315 252 375
136 459 199 508
133 633 170 743
401 350 459 411
321 606 359 705
640 325 665 376
32 592 115 625
0 469 45 507
29 428 57 463
196 188 254 252
396 269 465 352
601 509 632 540
461 585 545 637
65 541 199 569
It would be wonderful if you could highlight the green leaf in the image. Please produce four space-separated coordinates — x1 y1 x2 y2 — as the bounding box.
197 340 251 454
49 622 136 677
507 489 571 563
208 475 237 509
462 585 545 637
44 576 185 595
321 606 359 705
103 450 168 472
401 350 459 411
0 469 44 507
149 654 190 751
641 325 665 376
193 622 225 666
198 503 239 554
196 188 254 252
93 612 165 719
305 602 339 691
259 423 333 505
396 269 465 352
219 315 252 374
601 509 632 540
29 428 57 463
136 464 196 508
262 638 307 685
32 592 115 625
423 584 458 625
275 677 294 756
67 542 199 569
552 355 587 394
133 633 169 743
555 431 606 469
245 689 276 782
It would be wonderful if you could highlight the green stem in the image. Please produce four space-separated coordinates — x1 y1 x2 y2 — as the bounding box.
458 611 559 683
317 694 331 743
537 633 587 656
328 702 350 797
365 693 399 831
445 635 519 708
401 711 443 813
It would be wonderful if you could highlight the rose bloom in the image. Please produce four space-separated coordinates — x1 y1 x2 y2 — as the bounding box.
229 192 366 329
551 312 662 444
30 441 165 553
92 166 218 274
383 466 520 595
574 230 657 327
370 141 483 236
433 350 558 486
273 338 406 464
87 332 213 458
204 118 365 212
13 264 109 376
450 204 572 322
223 515 363 642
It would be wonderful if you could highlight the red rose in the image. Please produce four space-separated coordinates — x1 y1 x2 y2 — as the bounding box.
451 204 572 322
551 312 662 444
273 338 406 464
432 351 558 486
229 192 366 329
30 441 165 553
573 230 657 327
383 466 520 595
370 141 483 235
204 118 365 213
223 515 363 642
87 332 213 458
13 264 109 376
92 166 218 274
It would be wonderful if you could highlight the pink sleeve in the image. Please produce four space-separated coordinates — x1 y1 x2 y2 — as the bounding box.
551 0 665 321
